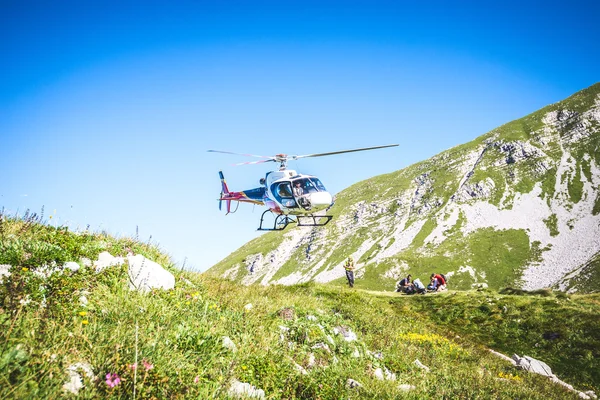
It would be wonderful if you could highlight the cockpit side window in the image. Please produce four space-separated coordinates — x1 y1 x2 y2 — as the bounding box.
277 182 293 198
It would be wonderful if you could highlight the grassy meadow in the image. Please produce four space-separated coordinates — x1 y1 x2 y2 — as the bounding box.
1 211 598 398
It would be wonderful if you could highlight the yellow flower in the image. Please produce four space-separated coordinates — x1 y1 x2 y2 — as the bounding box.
22 267 29 272
242 365 247 370
82 320 89 325
185 301 191 305
79 311 88 317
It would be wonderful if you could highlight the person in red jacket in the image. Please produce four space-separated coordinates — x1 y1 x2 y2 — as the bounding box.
428 273 447 291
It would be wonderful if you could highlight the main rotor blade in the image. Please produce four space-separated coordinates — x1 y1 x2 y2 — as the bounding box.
294 144 399 160
233 159 275 166
207 150 273 159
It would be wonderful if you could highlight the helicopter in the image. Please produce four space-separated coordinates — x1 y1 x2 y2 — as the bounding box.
209 144 398 231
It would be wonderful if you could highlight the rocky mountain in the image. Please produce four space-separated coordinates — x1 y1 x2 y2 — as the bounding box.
206 83 600 293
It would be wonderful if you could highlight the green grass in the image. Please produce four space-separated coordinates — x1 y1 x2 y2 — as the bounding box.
207 229 287 281
384 227 539 291
594 192 600 216
404 290 600 394
1 214 598 398
543 214 560 237
556 252 600 294
567 165 584 204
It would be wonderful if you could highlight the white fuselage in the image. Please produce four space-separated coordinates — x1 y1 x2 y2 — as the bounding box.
264 169 333 215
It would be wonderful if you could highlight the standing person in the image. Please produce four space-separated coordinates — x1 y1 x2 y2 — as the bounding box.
344 256 355 288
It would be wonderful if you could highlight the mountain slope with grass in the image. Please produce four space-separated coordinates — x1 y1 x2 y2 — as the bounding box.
207 83 600 293
0 214 598 398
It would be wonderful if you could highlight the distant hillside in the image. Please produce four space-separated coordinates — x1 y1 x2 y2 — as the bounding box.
207 83 600 293
0 215 598 397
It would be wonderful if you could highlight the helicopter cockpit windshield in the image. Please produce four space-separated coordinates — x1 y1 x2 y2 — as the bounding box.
292 178 327 194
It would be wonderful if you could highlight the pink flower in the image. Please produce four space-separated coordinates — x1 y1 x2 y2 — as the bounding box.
105 373 121 388
143 359 154 371
194 375 200 384
128 363 137 370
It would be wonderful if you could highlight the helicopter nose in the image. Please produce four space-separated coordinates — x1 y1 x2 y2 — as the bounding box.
308 192 333 208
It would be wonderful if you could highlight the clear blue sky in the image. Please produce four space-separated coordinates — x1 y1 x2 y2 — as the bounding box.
1 1 599 271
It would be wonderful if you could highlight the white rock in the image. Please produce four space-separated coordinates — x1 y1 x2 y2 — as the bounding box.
335 326 358 342
489 349 517 365
374 367 396 381
311 342 330 353
0 264 11 283
127 254 175 293
384 368 397 381
222 336 238 353
94 251 125 271
62 362 95 395
228 379 265 398
62 370 83 395
64 262 80 272
398 384 416 392
512 354 553 377
292 361 308 375
414 359 430 372
346 378 362 389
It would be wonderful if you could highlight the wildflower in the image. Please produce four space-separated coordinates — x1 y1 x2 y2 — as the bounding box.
143 359 154 371
22 267 29 272
242 365 247 370
185 301 191 305
194 375 200 384
82 320 89 325
79 311 88 317
105 373 121 388
129 363 137 371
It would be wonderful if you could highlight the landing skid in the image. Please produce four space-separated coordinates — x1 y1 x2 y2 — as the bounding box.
297 214 333 227
257 211 333 231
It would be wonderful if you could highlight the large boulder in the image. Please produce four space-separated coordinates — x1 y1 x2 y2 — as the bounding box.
127 255 175 293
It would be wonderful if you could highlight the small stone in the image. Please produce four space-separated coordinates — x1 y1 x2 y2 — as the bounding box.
398 384 416 392
222 336 238 353
346 379 362 389
414 359 430 372
64 262 80 272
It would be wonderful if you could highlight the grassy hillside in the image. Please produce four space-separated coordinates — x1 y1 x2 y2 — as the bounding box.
1 213 598 398
207 83 600 292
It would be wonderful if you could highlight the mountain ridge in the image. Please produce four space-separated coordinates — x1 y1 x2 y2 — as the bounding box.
207 83 600 293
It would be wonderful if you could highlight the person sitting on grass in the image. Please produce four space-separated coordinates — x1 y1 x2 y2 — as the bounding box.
413 278 426 294
396 274 415 294
427 273 447 292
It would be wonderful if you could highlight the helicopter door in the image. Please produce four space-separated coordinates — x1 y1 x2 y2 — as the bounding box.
272 182 297 208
